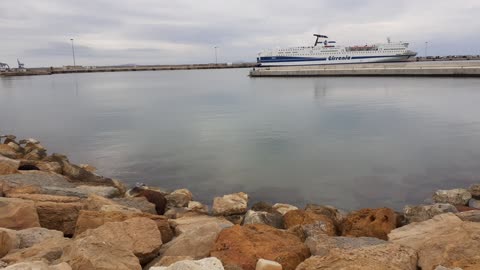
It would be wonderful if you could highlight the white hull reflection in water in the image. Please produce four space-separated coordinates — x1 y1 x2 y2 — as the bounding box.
1 69 480 210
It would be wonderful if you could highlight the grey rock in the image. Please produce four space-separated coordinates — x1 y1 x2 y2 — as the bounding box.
250 201 278 214
305 204 347 225
469 184 480 199
41 185 119 198
165 189 193 208
0 171 76 189
432 189 472 205
242 210 284 229
305 233 386 256
112 197 157 214
404 203 458 223
16 227 64 249
212 192 248 216
469 198 480 209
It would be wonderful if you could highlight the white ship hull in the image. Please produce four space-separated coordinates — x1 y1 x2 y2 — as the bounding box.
257 35 417 67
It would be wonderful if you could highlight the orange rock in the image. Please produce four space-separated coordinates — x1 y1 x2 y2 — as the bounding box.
35 201 84 236
340 207 396 240
211 224 310 270
284 210 336 236
0 197 40 230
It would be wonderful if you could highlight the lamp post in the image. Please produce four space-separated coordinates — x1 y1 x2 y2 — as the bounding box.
70 38 76 67
425 41 428 58
214 46 218 64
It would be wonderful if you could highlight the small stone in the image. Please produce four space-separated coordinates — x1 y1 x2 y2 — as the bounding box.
187 201 209 214
404 203 458 223
432 188 472 205
272 203 298 215
256 259 282 270
243 210 284 229
212 192 248 216
150 256 194 267
150 257 225 270
468 198 480 209
434 266 463 270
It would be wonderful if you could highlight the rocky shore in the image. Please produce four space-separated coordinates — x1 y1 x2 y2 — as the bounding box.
1 134 480 270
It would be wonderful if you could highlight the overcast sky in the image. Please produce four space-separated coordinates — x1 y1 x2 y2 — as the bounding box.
1 0 480 67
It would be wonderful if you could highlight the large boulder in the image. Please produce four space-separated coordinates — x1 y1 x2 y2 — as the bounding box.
0 156 19 175
75 217 162 264
112 196 157 214
150 257 224 270
404 203 458 223
211 224 310 270
284 210 336 236
212 192 248 216
1 237 72 265
242 210 284 229
35 201 84 236
432 188 472 206
74 210 173 243
296 242 417 270
304 204 347 226
165 189 193 208
61 235 141 270
168 214 233 236
389 213 480 269
0 228 19 258
2 261 72 270
0 171 75 195
0 197 40 230
7 193 81 203
272 203 298 215
340 207 396 240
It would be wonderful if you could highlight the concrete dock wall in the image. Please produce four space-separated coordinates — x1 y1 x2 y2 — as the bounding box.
249 61 480 77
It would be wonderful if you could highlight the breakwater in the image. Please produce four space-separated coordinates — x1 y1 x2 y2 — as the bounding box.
250 61 480 77
0 63 257 77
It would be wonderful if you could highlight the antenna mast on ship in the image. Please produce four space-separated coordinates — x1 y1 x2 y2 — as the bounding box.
313 34 328 46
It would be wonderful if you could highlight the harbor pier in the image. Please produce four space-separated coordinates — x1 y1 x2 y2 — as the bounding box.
249 61 480 77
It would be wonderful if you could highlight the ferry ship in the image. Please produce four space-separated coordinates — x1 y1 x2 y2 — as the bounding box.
257 34 417 66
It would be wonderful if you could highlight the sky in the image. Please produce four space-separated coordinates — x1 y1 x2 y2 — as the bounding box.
1 0 480 67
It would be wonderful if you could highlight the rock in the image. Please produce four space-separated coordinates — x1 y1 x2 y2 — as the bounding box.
100 204 141 213
296 242 417 270
53 156 114 185
0 228 19 258
159 221 230 259
224 214 245 225
113 196 157 214
456 210 480 222
149 256 194 267
0 197 40 230
79 164 96 172
35 201 84 236
2 261 72 270
6 142 21 153
434 266 463 270
305 233 386 256
127 186 167 215
1 237 72 265
251 202 278 214
112 179 127 195
149 257 224 270
389 213 480 269
75 185 120 198
211 224 310 270
0 156 19 175
7 193 81 203
16 227 64 248
403 203 458 223
272 203 298 215
23 149 47 161
304 204 347 226
75 217 162 264
18 160 62 174
0 144 19 159
468 198 480 209
341 207 396 240
165 189 193 208
432 188 472 205
242 210 284 229
74 210 173 243
169 214 233 236
256 259 282 270
283 210 336 236
212 192 248 216
469 183 480 199
0 171 76 195
164 207 190 219
187 201 208 214
61 235 141 270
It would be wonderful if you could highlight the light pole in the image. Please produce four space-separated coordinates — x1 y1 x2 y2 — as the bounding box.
425 41 428 58
70 38 76 67
214 46 218 64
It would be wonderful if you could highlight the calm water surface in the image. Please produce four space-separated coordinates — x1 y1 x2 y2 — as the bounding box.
1 69 480 210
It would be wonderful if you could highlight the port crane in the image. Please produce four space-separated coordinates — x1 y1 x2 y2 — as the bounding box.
17 59 25 69
0 62 10 71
